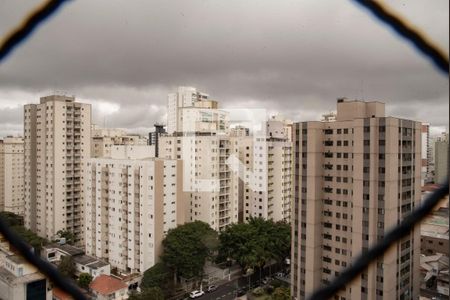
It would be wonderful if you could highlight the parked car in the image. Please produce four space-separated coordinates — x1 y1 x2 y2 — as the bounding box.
189 290 205 298
206 285 218 292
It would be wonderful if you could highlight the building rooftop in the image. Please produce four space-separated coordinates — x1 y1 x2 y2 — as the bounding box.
421 212 449 240
72 255 97 265
90 275 127 295
52 287 74 300
88 260 109 269
6 254 26 264
44 243 85 256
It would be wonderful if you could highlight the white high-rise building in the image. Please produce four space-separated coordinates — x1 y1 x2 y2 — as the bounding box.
0 137 25 216
24 95 91 244
421 123 432 185
160 87 239 231
85 146 185 274
239 116 293 222
159 135 239 231
167 86 210 134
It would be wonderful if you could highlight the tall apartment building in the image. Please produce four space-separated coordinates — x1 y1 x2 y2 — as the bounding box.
291 99 421 300
421 123 432 185
167 86 210 134
85 146 185 274
159 135 239 231
434 133 449 184
160 87 238 231
0 137 25 215
91 125 148 158
239 117 293 222
24 95 91 244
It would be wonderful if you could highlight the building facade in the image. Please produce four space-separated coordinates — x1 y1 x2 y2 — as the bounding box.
291 99 421 300
24 95 91 244
421 123 432 186
85 148 185 274
91 125 148 158
167 86 210 134
239 117 293 222
159 134 239 231
434 133 449 184
160 87 239 231
0 137 25 215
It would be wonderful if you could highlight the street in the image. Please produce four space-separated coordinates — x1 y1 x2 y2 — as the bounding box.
198 264 289 300
201 279 239 300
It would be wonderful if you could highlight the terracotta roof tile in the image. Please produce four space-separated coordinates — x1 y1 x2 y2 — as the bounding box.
89 275 127 295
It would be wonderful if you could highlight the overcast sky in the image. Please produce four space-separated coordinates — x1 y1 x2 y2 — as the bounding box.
0 0 448 137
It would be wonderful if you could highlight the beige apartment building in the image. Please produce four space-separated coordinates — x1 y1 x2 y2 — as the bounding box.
91 125 149 158
420 123 432 185
159 87 239 231
24 95 91 244
0 137 24 215
434 133 449 184
291 99 421 300
85 146 185 274
159 134 239 231
238 117 293 222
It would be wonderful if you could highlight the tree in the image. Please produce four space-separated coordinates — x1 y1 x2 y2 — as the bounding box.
0 211 24 226
271 287 290 300
78 273 93 289
129 287 164 300
218 218 290 272
140 262 171 290
56 230 75 245
161 221 217 282
58 255 76 278
0 212 47 253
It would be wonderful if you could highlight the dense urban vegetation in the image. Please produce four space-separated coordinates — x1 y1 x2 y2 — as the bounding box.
218 218 291 272
0 211 48 252
134 218 291 299
77 272 93 288
161 221 218 282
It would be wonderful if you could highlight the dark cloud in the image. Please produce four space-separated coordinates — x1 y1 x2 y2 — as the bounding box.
0 0 448 136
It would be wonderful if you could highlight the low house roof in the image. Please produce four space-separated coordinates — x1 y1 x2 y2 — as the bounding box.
89 275 127 295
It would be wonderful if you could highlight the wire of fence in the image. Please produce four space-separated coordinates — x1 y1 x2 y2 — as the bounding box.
353 0 449 75
0 0 72 63
0 1 448 300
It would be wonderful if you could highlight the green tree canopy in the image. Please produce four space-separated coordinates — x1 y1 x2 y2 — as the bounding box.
0 211 24 226
129 287 165 300
78 273 93 289
271 287 290 300
218 217 290 271
140 262 171 290
58 255 76 278
0 212 47 252
161 221 217 281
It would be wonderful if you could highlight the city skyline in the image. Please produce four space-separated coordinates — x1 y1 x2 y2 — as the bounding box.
0 1 448 137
